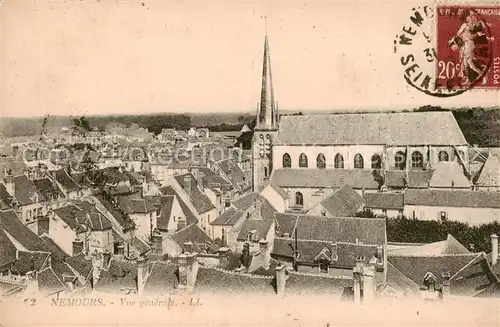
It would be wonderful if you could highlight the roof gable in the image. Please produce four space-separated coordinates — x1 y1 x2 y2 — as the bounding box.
476 153 500 187
429 162 470 188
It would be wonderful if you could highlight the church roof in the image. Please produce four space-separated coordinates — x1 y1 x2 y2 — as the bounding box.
274 112 467 146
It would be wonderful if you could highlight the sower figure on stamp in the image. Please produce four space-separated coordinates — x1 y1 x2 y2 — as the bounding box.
448 9 486 84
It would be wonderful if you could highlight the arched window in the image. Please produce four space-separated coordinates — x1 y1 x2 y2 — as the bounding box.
395 151 406 170
299 153 308 168
371 153 382 169
264 167 268 177
316 153 326 169
295 192 303 206
334 154 344 169
411 151 423 168
282 153 291 168
438 150 449 162
354 153 364 169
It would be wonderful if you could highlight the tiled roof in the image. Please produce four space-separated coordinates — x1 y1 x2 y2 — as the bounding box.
384 170 433 189
100 167 131 184
271 169 380 189
0 210 49 252
170 224 212 246
364 192 404 210
215 159 249 192
94 193 136 231
33 178 64 199
143 262 179 295
388 234 471 256
384 262 420 296
404 189 500 208
174 174 215 214
232 192 277 220
476 153 500 187
429 162 470 188
270 183 289 200
292 214 386 245
117 194 157 214
54 202 111 232
156 195 175 231
318 185 364 217
285 272 352 296
131 236 151 255
388 253 480 288
13 175 45 206
272 237 379 269
211 208 245 226
274 213 298 237
54 169 81 192
95 258 137 294
194 267 275 295
0 156 27 179
38 267 66 296
236 219 274 241
160 186 198 225
65 253 93 278
10 251 51 274
0 184 14 210
450 253 498 296
41 235 69 261
0 230 18 267
198 168 233 191
274 112 467 146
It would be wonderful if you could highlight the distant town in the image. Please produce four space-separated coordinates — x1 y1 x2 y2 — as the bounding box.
1 32 500 304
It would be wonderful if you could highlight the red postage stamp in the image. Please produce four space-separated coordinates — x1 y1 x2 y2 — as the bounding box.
436 6 500 89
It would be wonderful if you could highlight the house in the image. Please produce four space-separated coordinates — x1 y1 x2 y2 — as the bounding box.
50 169 82 200
122 146 149 172
92 193 136 241
197 167 234 216
2 173 45 232
403 189 500 224
51 201 114 256
307 184 364 217
116 193 157 240
162 224 213 257
388 235 499 297
272 214 387 279
363 192 404 217
212 158 251 197
260 183 289 213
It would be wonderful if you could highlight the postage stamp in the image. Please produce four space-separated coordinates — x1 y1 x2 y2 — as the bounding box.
436 6 499 89
394 4 499 96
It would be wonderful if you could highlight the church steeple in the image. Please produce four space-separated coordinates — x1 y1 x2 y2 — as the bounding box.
256 27 278 130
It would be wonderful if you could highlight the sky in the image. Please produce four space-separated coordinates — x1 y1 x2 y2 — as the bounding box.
1 0 499 118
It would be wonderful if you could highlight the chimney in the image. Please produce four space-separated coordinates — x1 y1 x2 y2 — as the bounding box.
353 257 364 304
183 241 194 254
151 229 163 256
259 239 270 270
177 252 198 291
177 218 187 232
241 243 251 269
37 216 50 236
218 247 230 269
91 250 103 288
116 244 125 256
376 245 384 265
362 257 377 304
254 199 262 217
451 180 455 190
51 170 57 189
275 264 288 297
136 256 149 295
491 234 498 266
72 237 84 256
331 243 338 261
183 174 192 196
441 271 451 300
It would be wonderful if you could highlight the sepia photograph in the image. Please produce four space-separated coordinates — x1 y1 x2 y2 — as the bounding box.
1 0 500 326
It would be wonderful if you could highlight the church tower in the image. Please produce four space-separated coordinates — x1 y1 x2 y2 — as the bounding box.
252 30 279 192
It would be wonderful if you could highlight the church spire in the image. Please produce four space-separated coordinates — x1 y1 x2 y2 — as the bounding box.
257 23 278 130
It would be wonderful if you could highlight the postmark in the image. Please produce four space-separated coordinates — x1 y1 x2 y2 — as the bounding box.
394 5 498 97
436 6 499 89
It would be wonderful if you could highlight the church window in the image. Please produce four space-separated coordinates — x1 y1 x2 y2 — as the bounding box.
395 151 406 170
282 153 291 168
354 154 364 169
299 153 308 168
411 151 424 168
438 151 449 162
334 154 344 169
371 154 382 169
316 153 326 169
295 192 303 207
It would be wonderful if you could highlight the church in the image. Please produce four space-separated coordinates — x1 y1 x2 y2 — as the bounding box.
252 33 473 212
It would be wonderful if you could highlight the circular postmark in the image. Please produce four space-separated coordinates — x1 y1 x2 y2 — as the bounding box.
394 6 494 97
